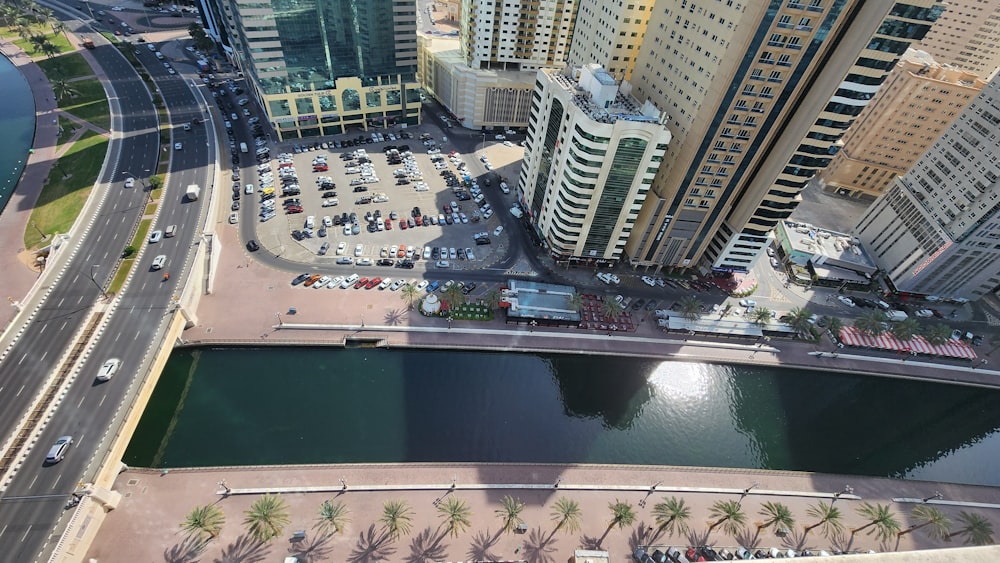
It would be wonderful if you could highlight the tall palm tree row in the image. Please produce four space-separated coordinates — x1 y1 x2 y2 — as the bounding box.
437 496 472 538
399 283 420 310
550 496 583 536
601 297 625 320
599 500 636 547
315 499 350 535
757 501 794 534
495 495 525 535
707 500 746 537
947 511 995 545
180 504 225 542
380 499 414 540
898 505 950 540
651 496 691 537
243 494 290 543
678 296 703 321
803 501 843 539
851 502 900 542
785 306 814 335
854 310 888 336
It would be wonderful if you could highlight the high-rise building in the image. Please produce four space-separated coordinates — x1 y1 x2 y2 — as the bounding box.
622 1 942 274
418 0 579 129
915 0 1000 79
208 0 422 140
517 65 671 263
854 75 1000 302
817 49 985 201
565 0 653 82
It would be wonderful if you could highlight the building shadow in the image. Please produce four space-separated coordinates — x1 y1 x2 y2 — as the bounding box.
163 534 207 563
347 524 396 563
213 534 271 563
404 526 448 563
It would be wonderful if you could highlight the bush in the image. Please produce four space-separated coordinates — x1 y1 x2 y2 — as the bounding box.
122 245 137 258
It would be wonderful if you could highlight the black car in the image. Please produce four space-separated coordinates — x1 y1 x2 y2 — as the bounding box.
231 201 240 211
431 248 440 259
322 191 336 199
291 230 304 241
377 258 394 266
475 237 492 245
291 273 311 285
333 215 342 225
353 186 368 192
232 192 240 201
246 239 260 252
461 282 476 295
396 260 415 269
412 206 421 217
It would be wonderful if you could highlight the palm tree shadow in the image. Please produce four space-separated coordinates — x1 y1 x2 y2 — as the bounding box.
383 308 407 326
468 528 501 562
347 524 396 563
163 534 208 563
829 530 850 553
781 527 809 551
289 531 336 561
214 534 270 563
685 527 710 547
735 527 762 549
523 527 558 563
405 526 447 563
629 520 657 550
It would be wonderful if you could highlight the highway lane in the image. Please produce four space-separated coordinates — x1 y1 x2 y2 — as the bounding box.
0 23 214 559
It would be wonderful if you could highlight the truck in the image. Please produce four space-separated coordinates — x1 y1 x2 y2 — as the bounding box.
196 59 210 72
886 310 909 322
82 38 95 49
185 184 200 201
239 142 248 153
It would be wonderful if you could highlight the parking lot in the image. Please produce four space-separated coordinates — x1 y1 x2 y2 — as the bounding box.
245 131 520 273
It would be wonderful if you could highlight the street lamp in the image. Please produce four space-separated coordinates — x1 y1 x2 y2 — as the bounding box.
922 491 943 503
833 485 854 502
89 264 109 300
31 221 47 241
275 312 282 326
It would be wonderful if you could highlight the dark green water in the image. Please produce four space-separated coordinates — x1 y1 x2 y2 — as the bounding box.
0 53 35 216
124 347 1000 486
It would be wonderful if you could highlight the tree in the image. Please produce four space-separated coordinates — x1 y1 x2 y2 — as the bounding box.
898 505 950 540
854 310 888 336
599 500 636 546
678 296 703 321
380 499 413 540
946 511 994 546
786 306 813 335
39 39 57 58
51 78 78 102
891 317 920 342
803 501 843 539
851 502 900 542
28 33 46 53
550 496 582 536
148 175 164 190
651 496 690 537
315 499 350 535
601 297 624 320
922 323 952 346
495 495 525 535
758 501 794 534
180 504 225 542
51 19 67 43
482 288 502 311
442 283 465 308
567 292 582 312
400 283 419 310
437 496 472 538
243 494 290 543
707 500 746 537
750 307 772 327
825 316 844 341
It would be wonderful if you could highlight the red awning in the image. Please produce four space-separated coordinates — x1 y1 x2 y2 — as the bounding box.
838 326 976 360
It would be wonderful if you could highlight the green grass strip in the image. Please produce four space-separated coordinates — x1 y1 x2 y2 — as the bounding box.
57 78 111 131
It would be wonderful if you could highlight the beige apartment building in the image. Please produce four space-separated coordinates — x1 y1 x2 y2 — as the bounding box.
566 0 653 82
623 1 943 274
817 49 985 201
916 0 1000 79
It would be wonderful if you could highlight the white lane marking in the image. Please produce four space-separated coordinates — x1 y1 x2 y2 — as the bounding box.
38 324 46 335
19 524 31 543
71 274 80 285
78 394 87 409
17 354 26 365
58 298 65 308
61 320 68 331
0 524 7 538
51 474 61 490
39 350 47 361
98 394 107 408
16 385 25 397
114 331 122 342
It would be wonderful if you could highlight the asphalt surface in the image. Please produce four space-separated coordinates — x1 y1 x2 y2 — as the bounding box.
0 9 212 560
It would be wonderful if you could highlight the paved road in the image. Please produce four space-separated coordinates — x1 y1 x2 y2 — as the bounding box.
0 11 212 560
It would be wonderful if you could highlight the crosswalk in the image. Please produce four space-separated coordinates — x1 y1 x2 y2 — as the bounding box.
985 311 1000 327
768 287 791 303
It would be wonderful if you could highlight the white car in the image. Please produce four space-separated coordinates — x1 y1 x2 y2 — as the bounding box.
96 358 121 381
493 225 504 236
415 280 429 291
738 299 757 308
322 215 333 227
313 276 331 289
124 177 135 188
244 184 254 194
915 309 935 318
503 140 514 147
228 212 238 224
328 276 344 288
354 244 364 257
174 142 183 150
641 275 657 287
335 242 347 255
111 5 125 11
378 278 393 290
465 248 475 260
390 279 406 291
148 230 162 243
837 295 856 308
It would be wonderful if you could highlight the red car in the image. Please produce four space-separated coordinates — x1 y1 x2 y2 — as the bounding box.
278 162 294 168
396 246 406 258
285 206 303 214
365 277 382 289
313 166 329 172
414 215 423 226
400 220 408 230
385 219 392 230
354 277 369 289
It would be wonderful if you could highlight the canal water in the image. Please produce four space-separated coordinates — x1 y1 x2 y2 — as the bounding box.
124 347 1000 487
0 53 35 216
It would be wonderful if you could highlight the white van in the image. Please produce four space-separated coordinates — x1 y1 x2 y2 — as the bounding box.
340 274 360 288
164 225 177 238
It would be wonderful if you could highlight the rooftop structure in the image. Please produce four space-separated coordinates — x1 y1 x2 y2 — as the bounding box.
775 220 877 276
502 280 581 324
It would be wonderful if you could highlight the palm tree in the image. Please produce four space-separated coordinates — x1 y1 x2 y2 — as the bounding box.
0 5 20 28
825 316 844 340
598 500 636 546
482 288 502 311
380 499 413 540
922 323 952 346
567 292 583 312
243 494 290 543
40 39 57 58
400 283 419 310
495 495 525 535
550 496 582 536
786 306 813 335
851 502 900 542
750 307 772 327
854 309 888 336
28 33 46 53
707 500 746 537
601 297 624 320
803 501 843 539
315 499 350 535
180 504 225 542
51 78 78 102
651 496 690 537
437 496 472 538
443 283 465 308
51 19 67 43
758 501 794 534
678 296 703 321
891 317 920 342
946 511 994 546
897 505 950 540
